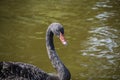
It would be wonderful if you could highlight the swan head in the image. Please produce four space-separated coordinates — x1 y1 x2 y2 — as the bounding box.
49 23 67 45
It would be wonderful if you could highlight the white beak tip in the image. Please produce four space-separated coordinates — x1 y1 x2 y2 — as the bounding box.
62 41 67 46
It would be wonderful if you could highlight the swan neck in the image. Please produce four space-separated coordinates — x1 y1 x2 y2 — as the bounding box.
46 28 71 80
46 29 54 50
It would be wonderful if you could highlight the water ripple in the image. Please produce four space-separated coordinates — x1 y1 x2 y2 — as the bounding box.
81 26 119 59
92 0 112 10
95 12 114 20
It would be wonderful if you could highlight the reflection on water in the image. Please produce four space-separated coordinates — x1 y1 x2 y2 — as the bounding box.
93 0 113 9
81 25 120 79
0 0 120 80
82 26 118 59
95 12 114 20
81 0 120 79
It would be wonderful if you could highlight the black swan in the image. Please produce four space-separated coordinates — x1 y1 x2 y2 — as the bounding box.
0 23 71 80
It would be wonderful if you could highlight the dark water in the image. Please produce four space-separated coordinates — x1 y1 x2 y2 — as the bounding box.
0 0 120 80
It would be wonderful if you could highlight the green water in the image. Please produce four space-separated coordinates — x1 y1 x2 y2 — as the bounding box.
0 0 120 80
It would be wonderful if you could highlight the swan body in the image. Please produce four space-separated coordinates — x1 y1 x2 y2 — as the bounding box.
0 23 71 80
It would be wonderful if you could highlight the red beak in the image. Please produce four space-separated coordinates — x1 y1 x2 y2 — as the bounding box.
59 32 67 45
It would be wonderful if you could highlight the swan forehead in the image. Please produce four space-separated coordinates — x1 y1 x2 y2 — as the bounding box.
50 23 64 34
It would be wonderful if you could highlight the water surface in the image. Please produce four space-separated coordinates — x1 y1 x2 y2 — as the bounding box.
0 0 120 80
